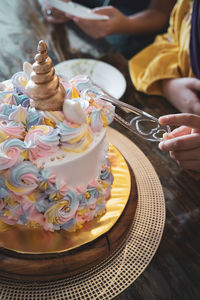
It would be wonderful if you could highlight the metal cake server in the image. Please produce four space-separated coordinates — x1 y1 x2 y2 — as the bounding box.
81 87 170 142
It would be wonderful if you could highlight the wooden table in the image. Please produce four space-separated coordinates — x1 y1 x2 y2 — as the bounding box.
0 0 199 299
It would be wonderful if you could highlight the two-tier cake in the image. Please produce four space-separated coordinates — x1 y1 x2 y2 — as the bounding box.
0 40 115 233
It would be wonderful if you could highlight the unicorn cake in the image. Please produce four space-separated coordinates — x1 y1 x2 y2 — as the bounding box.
0 40 115 232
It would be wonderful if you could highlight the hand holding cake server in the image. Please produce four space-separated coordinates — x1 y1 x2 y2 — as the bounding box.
81 85 170 142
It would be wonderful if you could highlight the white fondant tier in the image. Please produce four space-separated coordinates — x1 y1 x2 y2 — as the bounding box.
36 129 107 189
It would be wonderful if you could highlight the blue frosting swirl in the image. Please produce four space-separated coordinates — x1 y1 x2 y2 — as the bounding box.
26 107 42 130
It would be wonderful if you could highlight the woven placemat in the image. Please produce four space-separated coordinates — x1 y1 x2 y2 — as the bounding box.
0 128 165 300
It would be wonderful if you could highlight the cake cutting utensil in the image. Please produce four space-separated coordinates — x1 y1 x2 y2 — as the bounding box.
82 87 171 142
46 0 109 20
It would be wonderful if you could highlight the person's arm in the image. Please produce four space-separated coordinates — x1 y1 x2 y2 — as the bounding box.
72 0 176 38
158 113 200 171
161 78 200 115
113 0 176 35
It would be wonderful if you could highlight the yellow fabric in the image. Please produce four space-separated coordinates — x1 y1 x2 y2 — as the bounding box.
129 0 193 96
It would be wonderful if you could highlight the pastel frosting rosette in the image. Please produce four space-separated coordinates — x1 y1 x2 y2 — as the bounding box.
100 160 113 184
78 186 99 211
35 179 67 216
0 104 18 120
44 190 79 231
0 138 29 170
5 161 40 195
24 125 60 161
24 204 46 228
58 121 91 153
65 74 91 100
69 75 94 93
89 108 107 132
0 119 25 142
48 180 68 201
26 107 42 130
0 200 24 225
38 168 56 191
8 104 27 124
11 71 28 94
7 94 30 108
76 186 99 224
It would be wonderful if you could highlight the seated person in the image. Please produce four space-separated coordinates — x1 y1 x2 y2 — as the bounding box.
129 0 200 115
159 113 200 172
41 0 176 59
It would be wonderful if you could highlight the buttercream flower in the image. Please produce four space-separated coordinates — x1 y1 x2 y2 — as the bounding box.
39 168 56 191
24 125 60 161
0 104 16 120
11 71 28 94
12 94 30 107
26 204 45 226
78 187 99 211
26 107 42 130
0 138 26 170
48 183 67 201
6 161 39 195
58 121 91 153
76 208 95 224
0 190 7 204
0 119 25 141
60 218 76 231
8 105 27 125
70 75 93 94
94 98 115 125
1 201 24 225
35 195 52 213
94 199 106 217
3 95 16 105
66 85 80 99
100 163 113 184
89 109 104 132
45 191 79 225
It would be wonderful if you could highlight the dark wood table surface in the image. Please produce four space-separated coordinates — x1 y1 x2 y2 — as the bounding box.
0 1 199 299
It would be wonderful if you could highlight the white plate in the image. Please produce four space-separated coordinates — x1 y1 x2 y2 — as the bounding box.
55 59 126 99
46 0 109 20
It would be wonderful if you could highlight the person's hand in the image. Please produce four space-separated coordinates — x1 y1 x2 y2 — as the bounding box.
158 113 200 171
161 78 200 115
41 0 72 24
72 6 129 38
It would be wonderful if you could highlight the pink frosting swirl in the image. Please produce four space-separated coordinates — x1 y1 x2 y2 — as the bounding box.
0 139 26 170
24 125 60 161
0 120 25 140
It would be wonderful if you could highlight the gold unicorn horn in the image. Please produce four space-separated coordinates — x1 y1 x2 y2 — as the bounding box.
25 40 66 111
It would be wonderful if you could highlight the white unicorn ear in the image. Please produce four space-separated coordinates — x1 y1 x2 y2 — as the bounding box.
23 62 32 79
63 100 87 124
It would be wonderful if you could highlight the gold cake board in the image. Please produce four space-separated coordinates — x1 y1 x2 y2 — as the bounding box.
0 128 165 299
